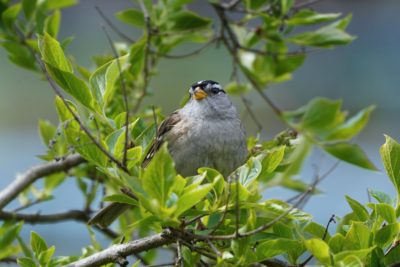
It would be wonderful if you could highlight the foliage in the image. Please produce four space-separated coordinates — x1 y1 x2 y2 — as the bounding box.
0 0 398 266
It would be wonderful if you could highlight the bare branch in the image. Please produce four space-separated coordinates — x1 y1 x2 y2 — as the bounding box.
0 209 118 239
157 37 218 59
0 209 88 223
65 230 173 267
132 0 152 114
94 6 135 43
0 154 85 210
241 96 263 134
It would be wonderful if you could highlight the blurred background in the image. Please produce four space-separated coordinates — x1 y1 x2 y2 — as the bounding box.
0 0 399 258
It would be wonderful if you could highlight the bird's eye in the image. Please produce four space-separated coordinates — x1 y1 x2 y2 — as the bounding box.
210 87 220 94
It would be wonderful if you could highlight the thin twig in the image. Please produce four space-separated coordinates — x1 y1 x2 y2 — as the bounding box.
101 25 130 167
0 154 85 210
179 239 217 261
293 0 323 11
133 0 152 114
300 214 336 267
241 96 263 133
12 197 50 212
94 6 135 43
212 4 283 117
156 37 218 59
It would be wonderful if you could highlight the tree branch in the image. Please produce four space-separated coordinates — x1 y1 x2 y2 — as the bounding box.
0 209 119 239
65 230 174 267
0 154 85 210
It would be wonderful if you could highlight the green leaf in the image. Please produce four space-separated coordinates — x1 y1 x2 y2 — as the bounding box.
331 14 353 30
258 146 285 175
141 144 176 208
334 247 374 263
280 0 294 15
44 172 66 193
237 157 262 187
345 222 370 250
263 199 312 221
244 0 268 9
345 196 369 221
17 237 33 258
368 203 396 224
301 98 343 132
116 9 145 28
22 0 37 20
64 126 109 167
46 64 93 109
329 233 346 254
224 82 250 95
103 194 138 206
129 36 146 78
44 9 61 38
322 142 377 170
289 25 355 47
89 54 129 108
38 32 73 72
0 222 23 249
2 3 21 29
1 41 36 70
30 231 47 257
384 244 400 266
41 0 77 10
38 120 56 148
380 135 400 200
368 189 392 205
276 137 312 181
54 96 76 122
255 239 301 261
327 106 375 141
175 183 213 217
287 10 340 25
304 238 331 266
304 221 331 241
374 223 399 248
170 11 211 31
17 257 36 267
38 246 55 266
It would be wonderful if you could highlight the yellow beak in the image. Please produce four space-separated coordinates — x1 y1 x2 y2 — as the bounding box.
193 87 208 100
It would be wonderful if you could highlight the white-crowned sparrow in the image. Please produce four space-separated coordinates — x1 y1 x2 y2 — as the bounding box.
89 80 248 227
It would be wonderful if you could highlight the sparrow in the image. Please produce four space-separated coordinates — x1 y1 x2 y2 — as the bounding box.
89 80 248 227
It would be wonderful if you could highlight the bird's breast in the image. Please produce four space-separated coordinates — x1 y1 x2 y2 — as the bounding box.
166 117 247 177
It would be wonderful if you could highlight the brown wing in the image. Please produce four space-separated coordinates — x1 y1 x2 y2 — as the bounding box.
141 111 181 168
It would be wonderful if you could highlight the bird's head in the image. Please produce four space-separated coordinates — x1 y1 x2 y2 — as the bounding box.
185 80 237 119
189 80 226 101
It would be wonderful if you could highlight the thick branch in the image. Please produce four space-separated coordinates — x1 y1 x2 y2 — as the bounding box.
66 230 173 267
0 155 85 210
